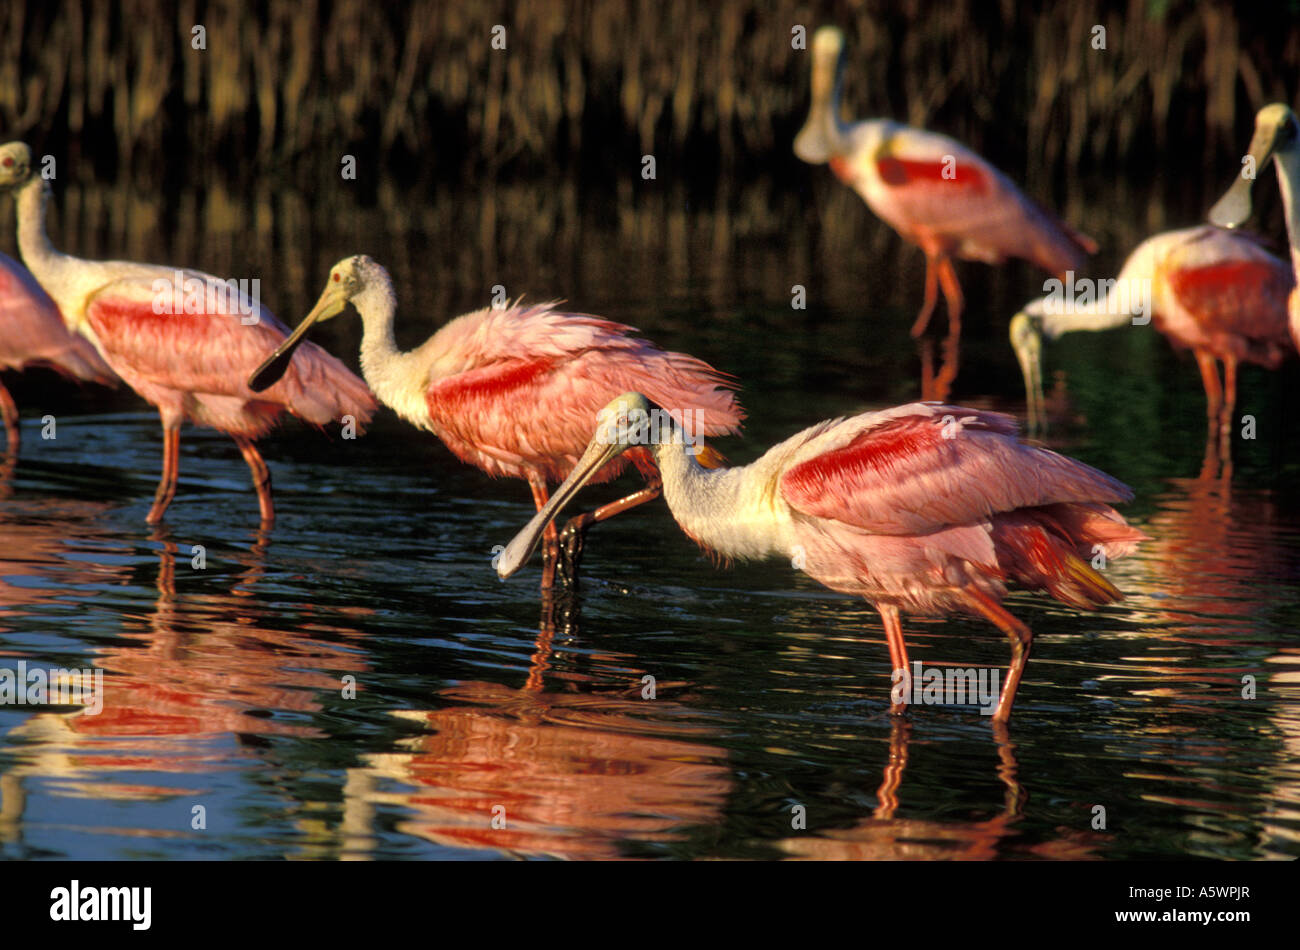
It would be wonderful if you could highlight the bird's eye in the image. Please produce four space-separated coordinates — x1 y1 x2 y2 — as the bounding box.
1 157 11 168
332 273 341 282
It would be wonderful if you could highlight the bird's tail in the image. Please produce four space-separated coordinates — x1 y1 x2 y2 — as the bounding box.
993 503 1146 609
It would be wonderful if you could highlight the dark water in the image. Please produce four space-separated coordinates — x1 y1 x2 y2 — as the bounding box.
2 175 1300 860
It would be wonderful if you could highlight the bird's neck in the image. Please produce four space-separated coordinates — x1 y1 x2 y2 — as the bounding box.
652 435 791 562
1274 150 1300 280
1035 261 1153 340
353 282 427 420
15 177 68 281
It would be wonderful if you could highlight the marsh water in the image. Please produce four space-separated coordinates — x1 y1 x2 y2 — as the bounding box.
1 171 1299 860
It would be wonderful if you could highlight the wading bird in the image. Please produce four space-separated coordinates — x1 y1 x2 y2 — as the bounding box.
1210 102 1300 352
497 393 1145 724
0 141 376 524
248 255 743 589
0 251 117 453
1009 226 1293 440
794 26 1096 397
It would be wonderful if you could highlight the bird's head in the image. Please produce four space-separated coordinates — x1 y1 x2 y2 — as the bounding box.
1209 102 1299 229
495 392 660 580
248 254 389 392
0 142 35 191
793 26 848 165
1009 307 1046 436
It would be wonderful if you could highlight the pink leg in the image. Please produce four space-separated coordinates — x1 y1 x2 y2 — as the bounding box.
879 603 910 716
0 381 18 454
146 422 182 524
1194 350 1223 433
910 253 941 338
233 435 274 526
964 588 1034 725
1221 353 1238 461
527 473 560 591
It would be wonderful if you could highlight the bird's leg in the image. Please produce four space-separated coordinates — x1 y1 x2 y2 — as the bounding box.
935 255 965 340
1220 354 1238 463
1194 350 1223 447
233 435 274 527
146 422 182 524
965 589 1033 725
910 253 941 338
879 603 911 716
528 474 561 591
917 336 936 401
0 381 18 455
557 474 664 589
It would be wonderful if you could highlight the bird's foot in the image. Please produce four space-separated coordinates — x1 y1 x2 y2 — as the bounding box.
556 517 590 591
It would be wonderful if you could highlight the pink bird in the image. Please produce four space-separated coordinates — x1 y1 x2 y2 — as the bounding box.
1211 103 1300 351
0 250 117 452
0 141 377 524
498 393 1145 724
794 27 1096 395
1009 225 1294 443
247 255 744 589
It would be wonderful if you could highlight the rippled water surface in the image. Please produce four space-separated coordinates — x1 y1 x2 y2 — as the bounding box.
2 177 1300 860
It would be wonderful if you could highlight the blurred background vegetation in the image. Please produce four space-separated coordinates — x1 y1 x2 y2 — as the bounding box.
2 0 1297 193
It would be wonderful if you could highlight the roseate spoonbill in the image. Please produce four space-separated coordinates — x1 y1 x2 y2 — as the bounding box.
247 255 743 589
0 251 117 452
1210 103 1300 352
1009 225 1293 438
0 141 376 524
497 393 1145 724
793 28 1096 358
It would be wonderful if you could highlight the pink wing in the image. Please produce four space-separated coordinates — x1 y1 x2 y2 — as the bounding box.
860 127 1094 274
424 303 742 482
779 405 1131 536
1164 229 1294 348
0 252 115 383
85 276 375 428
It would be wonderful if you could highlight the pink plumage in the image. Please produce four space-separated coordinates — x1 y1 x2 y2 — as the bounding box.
420 302 742 484
0 251 116 451
775 404 1141 615
85 285 375 440
0 252 114 381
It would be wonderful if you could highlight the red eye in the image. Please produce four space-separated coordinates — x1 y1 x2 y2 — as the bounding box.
332 273 340 282
1 158 11 168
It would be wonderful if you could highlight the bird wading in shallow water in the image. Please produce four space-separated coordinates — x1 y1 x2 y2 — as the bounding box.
1009 225 1293 454
0 250 117 453
248 255 744 590
497 393 1145 724
794 25 1097 401
0 141 377 525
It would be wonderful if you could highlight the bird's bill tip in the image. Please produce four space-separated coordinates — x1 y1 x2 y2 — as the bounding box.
1207 174 1255 229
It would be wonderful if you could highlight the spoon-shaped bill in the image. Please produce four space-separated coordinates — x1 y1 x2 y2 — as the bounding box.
248 285 348 392
1209 122 1280 229
495 433 628 579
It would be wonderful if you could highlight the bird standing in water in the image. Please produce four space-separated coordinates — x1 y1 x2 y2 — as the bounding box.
498 393 1145 724
248 255 743 589
0 141 376 524
1009 225 1293 447
794 25 1096 400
